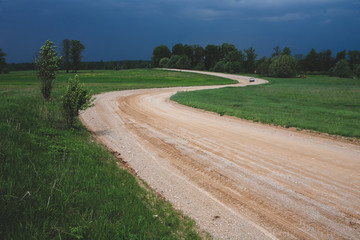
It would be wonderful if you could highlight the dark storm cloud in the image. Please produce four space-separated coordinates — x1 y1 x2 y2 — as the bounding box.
0 0 359 62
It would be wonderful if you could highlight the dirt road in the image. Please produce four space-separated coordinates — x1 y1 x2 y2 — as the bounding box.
80 70 360 239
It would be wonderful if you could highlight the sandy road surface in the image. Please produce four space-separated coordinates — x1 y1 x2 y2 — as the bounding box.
80 70 360 239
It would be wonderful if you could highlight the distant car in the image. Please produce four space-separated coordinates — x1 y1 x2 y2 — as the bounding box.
249 77 255 82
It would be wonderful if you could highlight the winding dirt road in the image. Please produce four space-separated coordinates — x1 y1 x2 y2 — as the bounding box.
80 70 360 239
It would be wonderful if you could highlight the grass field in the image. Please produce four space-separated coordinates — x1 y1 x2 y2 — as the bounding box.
0 69 233 239
171 75 360 138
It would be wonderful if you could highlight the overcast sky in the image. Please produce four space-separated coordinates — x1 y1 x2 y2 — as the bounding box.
0 0 359 63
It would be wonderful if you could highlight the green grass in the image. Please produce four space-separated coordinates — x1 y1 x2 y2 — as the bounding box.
0 69 232 239
171 75 360 138
0 69 236 95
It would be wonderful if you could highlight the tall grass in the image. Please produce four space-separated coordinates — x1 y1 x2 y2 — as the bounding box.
0 69 225 239
171 75 360 138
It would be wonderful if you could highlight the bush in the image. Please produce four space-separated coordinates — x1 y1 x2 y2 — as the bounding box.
159 57 169 68
331 59 352 78
35 40 62 100
257 58 271 76
355 64 360 78
61 75 94 127
193 62 205 71
269 55 298 78
176 55 191 69
214 61 225 72
167 55 181 68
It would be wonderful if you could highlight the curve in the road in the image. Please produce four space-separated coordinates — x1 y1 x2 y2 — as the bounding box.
80 70 360 240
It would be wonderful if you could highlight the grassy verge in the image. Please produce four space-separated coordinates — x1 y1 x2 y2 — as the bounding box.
171 75 360 138
0 69 231 239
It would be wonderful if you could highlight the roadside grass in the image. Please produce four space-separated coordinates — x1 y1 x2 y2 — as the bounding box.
171 75 360 138
0 69 230 239
0 69 236 95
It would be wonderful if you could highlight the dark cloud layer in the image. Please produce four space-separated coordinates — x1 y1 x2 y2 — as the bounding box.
0 0 359 62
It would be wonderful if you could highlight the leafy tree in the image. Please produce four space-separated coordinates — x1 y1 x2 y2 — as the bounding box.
244 46 257 73
159 57 170 68
172 43 184 56
348 50 360 70
272 46 281 58
303 48 319 72
192 45 204 67
62 39 71 73
335 50 346 63
269 55 298 78
204 44 222 70
0 48 8 74
35 40 62 100
330 59 351 78
176 55 191 69
257 57 271 76
318 49 334 72
61 75 94 127
213 61 225 72
354 64 360 78
183 44 194 62
221 43 237 58
152 45 171 67
70 40 85 73
282 47 292 56
167 55 181 68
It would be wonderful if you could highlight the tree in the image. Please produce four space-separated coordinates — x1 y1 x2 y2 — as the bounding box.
318 49 334 72
268 55 298 78
303 48 319 72
176 55 191 69
354 65 360 78
152 45 171 67
244 46 257 73
35 40 62 100
335 50 346 63
348 50 360 70
192 45 204 68
330 59 351 78
282 47 292 56
272 46 281 58
214 61 225 72
0 48 8 74
159 57 170 68
172 43 184 56
257 57 271 76
70 40 85 73
167 55 181 68
61 75 94 127
204 44 222 70
62 39 71 73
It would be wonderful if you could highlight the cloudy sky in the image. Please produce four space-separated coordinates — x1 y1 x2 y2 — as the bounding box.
0 0 359 63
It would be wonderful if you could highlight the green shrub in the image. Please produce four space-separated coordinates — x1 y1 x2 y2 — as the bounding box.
159 57 169 68
331 59 352 78
168 55 181 68
61 75 94 127
354 64 360 78
269 55 298 78
176 55 191 69
214 61 225 72
35 40 62 100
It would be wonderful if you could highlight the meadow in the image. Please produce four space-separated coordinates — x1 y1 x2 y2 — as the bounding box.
171 75 360 138
0 69 233 239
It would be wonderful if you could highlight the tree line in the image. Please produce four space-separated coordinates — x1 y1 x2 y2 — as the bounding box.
152 43 360 78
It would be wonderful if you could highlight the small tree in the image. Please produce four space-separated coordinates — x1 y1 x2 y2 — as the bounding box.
159 57 170 68
176 55 191 69
62 39 71 73
0 48 8 74
354 65 360 79
61 75 94 127
35 40 62 100
331 59 352 78
167 55 181 68
269 55 298 78
70 40 85 73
